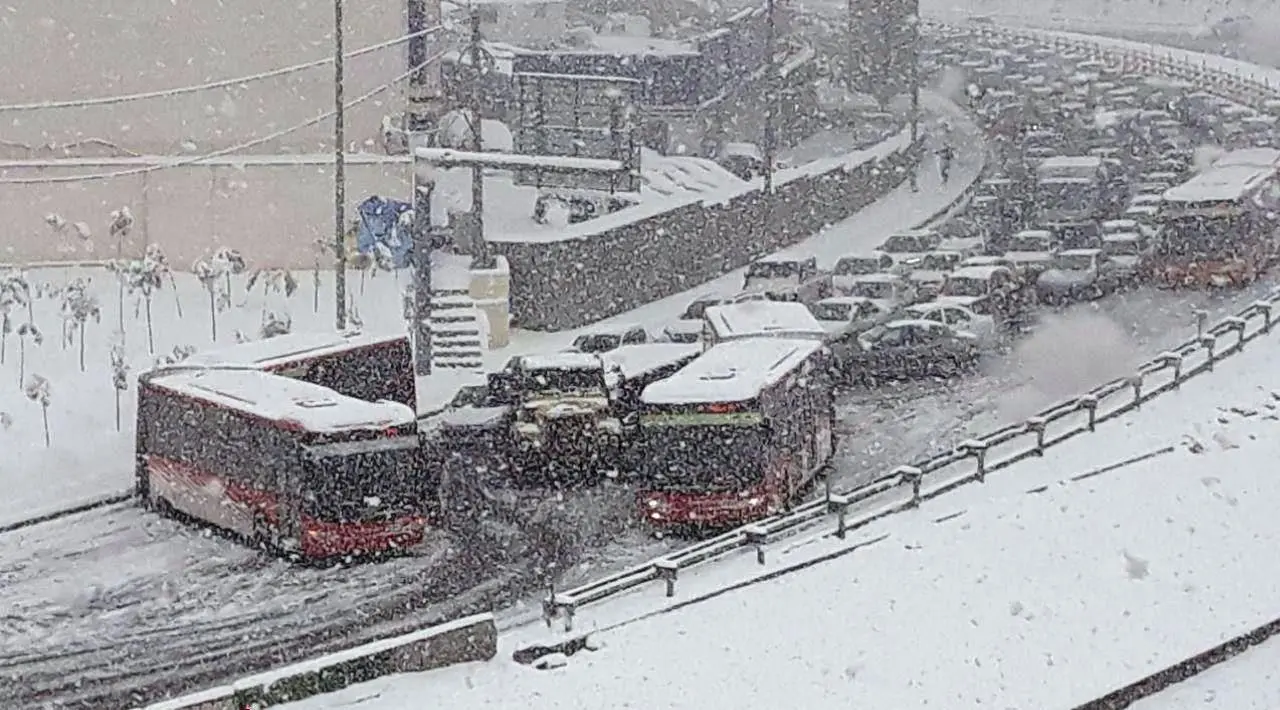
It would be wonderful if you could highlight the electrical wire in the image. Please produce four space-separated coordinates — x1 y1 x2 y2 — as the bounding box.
0 50 449 185
0 25 444 112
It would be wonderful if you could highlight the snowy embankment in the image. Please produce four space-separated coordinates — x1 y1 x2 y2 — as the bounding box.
280 326 1280 710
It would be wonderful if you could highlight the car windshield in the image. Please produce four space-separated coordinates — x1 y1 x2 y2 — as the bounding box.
882 234 935 253
848 280 895 300
919 253 961 271
522 367 605 393
811 302 854 321
746 260 802 280
573 334 622 353
639 426 765 491
1055 253 1096 270
304 446 428 523
833 257 881 276
1103 239 1141 256
1008 236 1051 252
944 277 988 297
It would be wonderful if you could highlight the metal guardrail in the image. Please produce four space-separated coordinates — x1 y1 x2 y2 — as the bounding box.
537 25 1280 631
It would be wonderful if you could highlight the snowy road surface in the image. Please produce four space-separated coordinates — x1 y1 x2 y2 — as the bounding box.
277 327 1280 710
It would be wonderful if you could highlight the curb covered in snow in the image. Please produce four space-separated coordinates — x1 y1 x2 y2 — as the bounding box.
136 613 497 710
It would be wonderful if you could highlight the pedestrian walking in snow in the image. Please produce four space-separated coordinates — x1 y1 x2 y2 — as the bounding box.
937 144 955 184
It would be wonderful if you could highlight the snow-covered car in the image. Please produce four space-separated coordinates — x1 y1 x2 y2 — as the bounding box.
830 252 896 294
936 235 986 258
1101 232 1151 282
810 296 894 360
742 255 833 304
879 229 943 271
907 251 965 300
843 320 981 383
568 324 650 353
1101 218 1158 241
1036 248 1122 303
661 322 703 344
904 301 1000 348
1003 229 1057 279
936 264 1027 318
835 272 919 311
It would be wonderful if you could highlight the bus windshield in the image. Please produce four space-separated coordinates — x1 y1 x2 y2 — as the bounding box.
303 443 428 522
638 425 764 491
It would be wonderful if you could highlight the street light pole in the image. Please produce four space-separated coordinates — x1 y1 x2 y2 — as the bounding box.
762 0 778 194
333 0 348 329
467 5 493 267
908 9 921 193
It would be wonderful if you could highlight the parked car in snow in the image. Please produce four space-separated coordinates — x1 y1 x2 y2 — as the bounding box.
935 264 1028 319
1036 248 1123 303
810 297 894 361
907 251 966 300
663 296 725 343
830 252 896 294
842 320 981 383
568 324 651 353
880 229 943 271
904 301 999 348
742 254 833 304
835 272 919 311
1101 217 1158 241
1101 232 1152 283
937 234 986 258
1003 229 1057 279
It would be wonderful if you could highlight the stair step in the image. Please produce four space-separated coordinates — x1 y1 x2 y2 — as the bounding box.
433 361 483 369
432 327 482 337
434 349 483 358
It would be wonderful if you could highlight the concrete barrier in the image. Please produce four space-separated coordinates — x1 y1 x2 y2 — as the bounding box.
137 613 497 710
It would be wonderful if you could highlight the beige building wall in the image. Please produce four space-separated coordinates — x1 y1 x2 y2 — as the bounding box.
0 0 438 156
0 156 412 269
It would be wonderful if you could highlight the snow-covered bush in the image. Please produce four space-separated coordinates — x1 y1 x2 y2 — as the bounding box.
154 344 197 368
260 311 293 339
245 268 298 326
15 322 42 385
193 258 226 341
24 373 51 447
110 343 130 431
59 278 101 371
112 254 166 354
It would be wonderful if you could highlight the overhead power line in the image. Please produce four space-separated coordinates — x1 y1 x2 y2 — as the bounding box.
0 25 444 112
0 50 448 185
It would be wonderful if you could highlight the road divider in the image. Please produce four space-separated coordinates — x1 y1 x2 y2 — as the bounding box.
137 613 497 710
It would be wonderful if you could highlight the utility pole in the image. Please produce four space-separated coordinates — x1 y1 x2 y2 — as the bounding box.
407 0 438 375
467 6 493 267
406 0 434 134
334 0 348 329
762 0 778 194
908 8 921 193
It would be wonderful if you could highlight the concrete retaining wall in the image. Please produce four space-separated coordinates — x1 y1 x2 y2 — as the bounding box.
139 613 497 710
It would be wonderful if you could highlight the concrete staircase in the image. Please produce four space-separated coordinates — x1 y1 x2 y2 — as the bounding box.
429 288 485 371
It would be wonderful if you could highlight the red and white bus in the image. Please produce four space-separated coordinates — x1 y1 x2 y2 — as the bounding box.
184 331 415 409
136 366 434 560
633 337 836 528
1155 157 1280 288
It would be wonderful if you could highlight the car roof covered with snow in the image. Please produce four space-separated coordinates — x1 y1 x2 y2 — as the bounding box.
602 343 701 380
183 331 405 370
641 338 824 405
516 352 605 371
703 301 825 342
1060 248 1103 257
147 368 415 433
847 272 906 284
948 265 1010 280
1102 232 1142 242
575 322 645 337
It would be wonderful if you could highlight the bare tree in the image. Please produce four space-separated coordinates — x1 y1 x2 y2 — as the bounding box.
108 206 136 337
109 343 130 432
16 322 42 386
59 279 101 372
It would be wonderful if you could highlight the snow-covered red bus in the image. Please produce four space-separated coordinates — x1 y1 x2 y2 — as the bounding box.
135 367 434 560
1155 159 1280 288
633 338 836 528
184 330 415 409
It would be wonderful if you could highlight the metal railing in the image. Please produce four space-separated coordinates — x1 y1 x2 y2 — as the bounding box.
537 23 1280 631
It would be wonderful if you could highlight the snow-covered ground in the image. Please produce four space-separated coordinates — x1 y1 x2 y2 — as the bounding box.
1132 638 1280 709
280 302 1280 710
